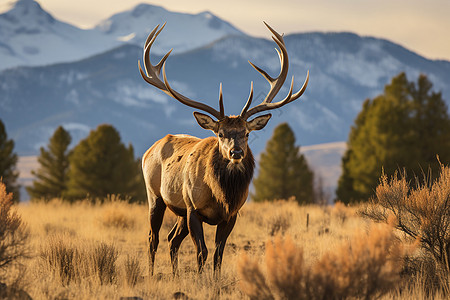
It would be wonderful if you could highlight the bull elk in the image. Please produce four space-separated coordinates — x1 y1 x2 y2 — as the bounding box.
139 22 309 275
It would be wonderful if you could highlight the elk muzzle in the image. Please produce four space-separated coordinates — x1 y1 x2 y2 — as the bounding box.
229 148 243 163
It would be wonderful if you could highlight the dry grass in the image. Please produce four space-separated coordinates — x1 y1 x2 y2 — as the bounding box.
100 201 137 230
7 195 447 299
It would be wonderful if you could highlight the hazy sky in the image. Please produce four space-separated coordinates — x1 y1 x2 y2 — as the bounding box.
3 0 450 60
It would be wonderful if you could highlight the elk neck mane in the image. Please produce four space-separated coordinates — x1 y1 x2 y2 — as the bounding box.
207 141 255 216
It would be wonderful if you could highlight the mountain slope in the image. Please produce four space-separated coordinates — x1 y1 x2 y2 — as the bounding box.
1 32 449 159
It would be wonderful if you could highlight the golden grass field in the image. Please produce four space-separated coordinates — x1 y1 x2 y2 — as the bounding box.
5 197 444 300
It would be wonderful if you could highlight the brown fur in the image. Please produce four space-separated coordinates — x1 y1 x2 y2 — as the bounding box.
143 122 258 273
209 145 254 217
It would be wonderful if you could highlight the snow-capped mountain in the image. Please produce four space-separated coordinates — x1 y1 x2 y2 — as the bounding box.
0 0 244 71
0 0 119 70
95 3 243 53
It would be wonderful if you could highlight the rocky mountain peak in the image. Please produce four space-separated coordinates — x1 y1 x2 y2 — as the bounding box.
1 0 55 26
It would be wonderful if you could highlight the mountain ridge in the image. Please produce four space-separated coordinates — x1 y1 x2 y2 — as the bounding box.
0 0 244 71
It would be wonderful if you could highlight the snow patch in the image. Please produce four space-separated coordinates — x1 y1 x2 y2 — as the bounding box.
202 12 213 19
60 71 88 85
65 89 80 105
112 83 167 106
328 41 402 87
289 101 344 134
117 32 136 42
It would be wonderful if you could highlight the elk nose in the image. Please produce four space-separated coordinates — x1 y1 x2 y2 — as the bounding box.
230 149 243 159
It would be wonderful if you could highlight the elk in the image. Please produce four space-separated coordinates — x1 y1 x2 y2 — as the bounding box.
139 22 309 275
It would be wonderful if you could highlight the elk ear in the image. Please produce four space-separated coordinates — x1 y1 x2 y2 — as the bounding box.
247 114 271 131
193 112 218 132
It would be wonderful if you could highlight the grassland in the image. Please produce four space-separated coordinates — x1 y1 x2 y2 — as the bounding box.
4 198 446 299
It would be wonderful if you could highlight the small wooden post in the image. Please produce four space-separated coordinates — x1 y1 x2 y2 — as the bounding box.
306 213 309 232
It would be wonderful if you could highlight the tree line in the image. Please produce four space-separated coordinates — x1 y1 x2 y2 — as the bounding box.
0 123 145 203
0 120 316 204
1 72 448 204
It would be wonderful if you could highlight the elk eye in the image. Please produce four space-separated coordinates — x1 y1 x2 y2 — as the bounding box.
218 133 223 138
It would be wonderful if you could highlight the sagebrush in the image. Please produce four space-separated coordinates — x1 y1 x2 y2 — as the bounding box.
363 163 450 292
238 220 410 300
0 181 29 286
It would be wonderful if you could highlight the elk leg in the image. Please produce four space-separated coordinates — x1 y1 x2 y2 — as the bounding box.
214 215 237 274
168 216 189 275
187 208 208 273
148 197 166 276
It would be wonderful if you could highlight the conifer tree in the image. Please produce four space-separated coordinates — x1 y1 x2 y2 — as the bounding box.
65 124 145 202
337 73 450 203
26 126 71 200
252 123 314 204
0 119 19 202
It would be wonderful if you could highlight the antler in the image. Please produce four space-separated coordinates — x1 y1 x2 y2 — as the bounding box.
138 24 224 120
240 22 309 120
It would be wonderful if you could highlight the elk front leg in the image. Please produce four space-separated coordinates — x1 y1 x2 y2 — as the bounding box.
148 197 166 276
214 215 237 275
187 207 208 272
168 216 189 275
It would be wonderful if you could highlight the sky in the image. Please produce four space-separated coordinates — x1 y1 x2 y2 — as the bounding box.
2 0 450 61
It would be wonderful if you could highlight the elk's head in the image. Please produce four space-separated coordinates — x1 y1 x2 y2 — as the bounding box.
193 112 271 164
139 22 309 165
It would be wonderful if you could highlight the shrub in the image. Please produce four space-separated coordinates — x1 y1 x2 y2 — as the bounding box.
100 201 136 230
40 235 118 286
268 209 292 236
238 220 408 300
332 201 350 225
92 242 118 285
0 181 29 285
363 163 450 284
41 235 77 286
123 254 143 288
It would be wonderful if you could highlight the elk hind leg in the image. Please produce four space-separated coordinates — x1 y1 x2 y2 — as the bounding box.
148 197 166 276
168 216 189 275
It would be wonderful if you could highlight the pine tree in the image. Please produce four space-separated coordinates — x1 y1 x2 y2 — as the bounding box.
26 126 71 200
65 124 145 202
410 74 450 171
252 123 314 204
337 73 450 203
0 119 19 202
